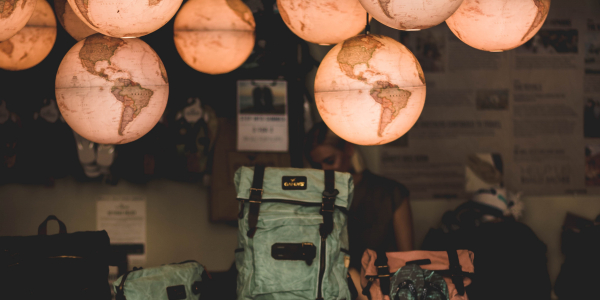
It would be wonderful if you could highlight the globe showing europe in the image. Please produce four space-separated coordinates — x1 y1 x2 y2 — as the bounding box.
55 34 169 144
0 0 37 41
314 34 426 146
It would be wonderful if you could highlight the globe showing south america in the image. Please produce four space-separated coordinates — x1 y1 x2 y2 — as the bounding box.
314 34 426 145
55 34 169 144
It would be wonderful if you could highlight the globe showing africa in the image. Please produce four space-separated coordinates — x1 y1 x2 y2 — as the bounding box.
55 34 169 144
0 0 37 41
358 0 463 31
67 0 183 38
446 0 551 52
314 34 426 146
55 0 97 41
0 0 56 71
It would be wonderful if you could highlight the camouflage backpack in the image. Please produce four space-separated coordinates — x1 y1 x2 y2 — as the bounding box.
390 264 449 300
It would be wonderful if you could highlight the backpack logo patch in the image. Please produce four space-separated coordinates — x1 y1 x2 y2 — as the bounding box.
282 176 307 190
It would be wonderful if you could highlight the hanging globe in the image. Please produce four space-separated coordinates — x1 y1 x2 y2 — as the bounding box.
358 0 464 31
314 34 426 145
446 0 551 52
55 0 97 41
0 0 56 71
55 34 169 144
277 0 368 45
66 0 183 38
173 0 255 75
0 0 37 41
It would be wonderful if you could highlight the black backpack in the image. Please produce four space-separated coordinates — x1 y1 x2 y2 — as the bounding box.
421 202 551 300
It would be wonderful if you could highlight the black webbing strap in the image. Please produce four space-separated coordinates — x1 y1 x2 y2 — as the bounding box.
447 250 465 296
115 271 132 300
320 170 338 238
347 272 358 300
247 166 265 238
375 250 391 296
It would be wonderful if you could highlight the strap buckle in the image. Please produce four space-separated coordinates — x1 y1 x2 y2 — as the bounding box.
250 188 263 195
377 265 390 277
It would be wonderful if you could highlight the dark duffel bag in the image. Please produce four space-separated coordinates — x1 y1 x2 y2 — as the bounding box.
0 215 111 300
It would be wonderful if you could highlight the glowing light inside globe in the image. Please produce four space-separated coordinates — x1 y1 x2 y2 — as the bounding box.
314 34 426 146
55 34 169 144
358 0 464 31
174 0 255 75
277 0 368 45
446 0 551 52
55 0 97 41
0 0 56 71
66 0 184 38
0 0 37 42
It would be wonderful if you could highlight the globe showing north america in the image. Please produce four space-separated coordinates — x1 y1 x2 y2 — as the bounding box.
314 34 426 145
0 0 37 41
55 34 169 144
67 0 183 38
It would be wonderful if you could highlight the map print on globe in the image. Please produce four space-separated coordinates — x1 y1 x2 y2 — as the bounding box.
0 0 37 41
446 0 550 52
55 34 169 144
67 0 183 38
0 0 56 71
314 34 426 146
54 0 97 41
358 0 463 31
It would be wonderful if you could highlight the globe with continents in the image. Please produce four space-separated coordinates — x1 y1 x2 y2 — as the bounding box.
67 0 183 38
55 34 169 144
314 34 426 145
0 0 37 41
54 0 97 41
358 0 463 31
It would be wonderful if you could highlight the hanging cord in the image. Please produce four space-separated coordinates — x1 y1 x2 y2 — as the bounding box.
365 13 370 35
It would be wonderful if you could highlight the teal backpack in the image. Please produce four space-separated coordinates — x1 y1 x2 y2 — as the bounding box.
390 264 449 300
113 261 210 300
234 166 354 300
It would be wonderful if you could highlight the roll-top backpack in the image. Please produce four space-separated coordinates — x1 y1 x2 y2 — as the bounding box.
113 261 210 300
234 166 354 300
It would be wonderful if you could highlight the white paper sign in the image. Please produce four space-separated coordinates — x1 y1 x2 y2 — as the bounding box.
97 195 147 268
237 80 288 152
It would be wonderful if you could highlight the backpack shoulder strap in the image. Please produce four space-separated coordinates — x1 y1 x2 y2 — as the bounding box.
247 166 265 238
320 170 338 237
375 250 391 296
447 249 465 296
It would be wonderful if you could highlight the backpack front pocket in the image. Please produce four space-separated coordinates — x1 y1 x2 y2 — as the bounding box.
251 211 323 297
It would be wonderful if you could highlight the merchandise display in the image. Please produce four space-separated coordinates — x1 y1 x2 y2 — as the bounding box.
55 34 169 144
358 0 464 31
277 0 369 45
66 0 184 38
314 34 426 145
0 0 37 41
54 0 97 41
446 0 551 52
113 261 211 300
235 166 353 299
0 215 111 300
0 0 56 71
174 0 255 75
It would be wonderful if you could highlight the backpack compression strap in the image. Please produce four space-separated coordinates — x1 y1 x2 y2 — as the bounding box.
247 166 265 238
447 250 465 296
320 170 338 237
376 250 391 296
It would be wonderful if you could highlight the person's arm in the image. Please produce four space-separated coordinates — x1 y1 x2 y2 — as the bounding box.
393 198 415 251
349 267 368 300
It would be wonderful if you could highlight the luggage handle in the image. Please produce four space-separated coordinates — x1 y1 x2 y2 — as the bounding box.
38 215 67 235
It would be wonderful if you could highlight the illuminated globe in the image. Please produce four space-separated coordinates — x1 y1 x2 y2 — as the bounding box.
277 0 368 45
55 34 169 144
446 0 551 52
358 0 463 31
314 34 426 145
55 0 96 41
0 0 56 71
0 0 37 41
66 0 183 38
174 0 255 75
